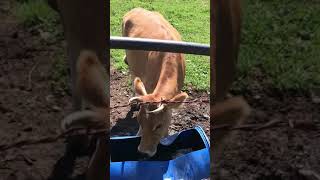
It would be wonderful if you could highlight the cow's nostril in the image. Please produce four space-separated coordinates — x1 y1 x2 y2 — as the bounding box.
138 147 156 158
141 152 149 157
138 151 151 160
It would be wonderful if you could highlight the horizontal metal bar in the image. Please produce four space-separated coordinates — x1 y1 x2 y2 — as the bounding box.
110 36 210 56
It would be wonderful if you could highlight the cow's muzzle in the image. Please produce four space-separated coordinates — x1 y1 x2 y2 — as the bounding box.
138 145 157 157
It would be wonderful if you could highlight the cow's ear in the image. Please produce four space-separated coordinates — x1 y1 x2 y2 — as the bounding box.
167 92 188 109
134 77 147 96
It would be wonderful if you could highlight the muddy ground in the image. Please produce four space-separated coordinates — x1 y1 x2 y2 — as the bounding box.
213 87 320 180
0 2 89 179
0 1 319 180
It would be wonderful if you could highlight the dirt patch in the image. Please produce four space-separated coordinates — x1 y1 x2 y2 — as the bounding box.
0 3 88 179
212 88 320 179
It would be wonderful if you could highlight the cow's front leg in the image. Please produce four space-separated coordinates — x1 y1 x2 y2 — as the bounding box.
70 53 84 111
63 50 92 157
164 129 169 137
86 135 107 180
136 126 142 136
123 55 128 65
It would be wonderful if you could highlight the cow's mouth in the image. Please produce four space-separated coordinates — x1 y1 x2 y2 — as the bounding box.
137 145 157 158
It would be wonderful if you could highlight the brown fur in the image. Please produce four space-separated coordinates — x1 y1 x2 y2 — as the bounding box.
123 8 188 157
211 0 251 168
76 50 109 108
60 50 109 180
61 50 108 131
49 0 108 179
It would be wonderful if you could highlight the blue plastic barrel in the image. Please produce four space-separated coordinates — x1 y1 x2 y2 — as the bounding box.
110 126 210 180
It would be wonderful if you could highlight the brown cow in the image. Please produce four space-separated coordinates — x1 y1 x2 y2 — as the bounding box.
60 50 109 180
211 0 251 173
122 8 188 157
47 1 108 180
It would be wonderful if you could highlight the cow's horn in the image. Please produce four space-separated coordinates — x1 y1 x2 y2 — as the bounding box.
129 97 142 104
147 104 165 114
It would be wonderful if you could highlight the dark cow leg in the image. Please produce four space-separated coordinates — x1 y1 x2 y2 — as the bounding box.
46 1 89 179
46 1 105 179
123 55 128 65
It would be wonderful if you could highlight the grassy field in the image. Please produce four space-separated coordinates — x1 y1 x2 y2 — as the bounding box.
14 0 320 93
14 0 60 37
110 0 210 91
237 0 320 92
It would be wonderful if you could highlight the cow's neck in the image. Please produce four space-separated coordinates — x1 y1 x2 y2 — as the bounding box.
151 53 181 100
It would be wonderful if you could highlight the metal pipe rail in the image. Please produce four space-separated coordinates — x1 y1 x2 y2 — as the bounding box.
110 36 210 56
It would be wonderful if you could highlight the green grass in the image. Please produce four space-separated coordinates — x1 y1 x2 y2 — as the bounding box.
13 0 319 93
50 51 70 96
110 0 210 91
236 0 320 92
14 0 67 93
14 0 59 30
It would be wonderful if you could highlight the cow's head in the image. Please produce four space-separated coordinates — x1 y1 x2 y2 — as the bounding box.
129 77 188 157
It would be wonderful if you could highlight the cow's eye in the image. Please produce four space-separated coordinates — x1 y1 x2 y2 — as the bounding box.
153 124 162 131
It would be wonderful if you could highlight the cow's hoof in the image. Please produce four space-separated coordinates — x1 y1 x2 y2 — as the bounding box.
65 135 91 157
